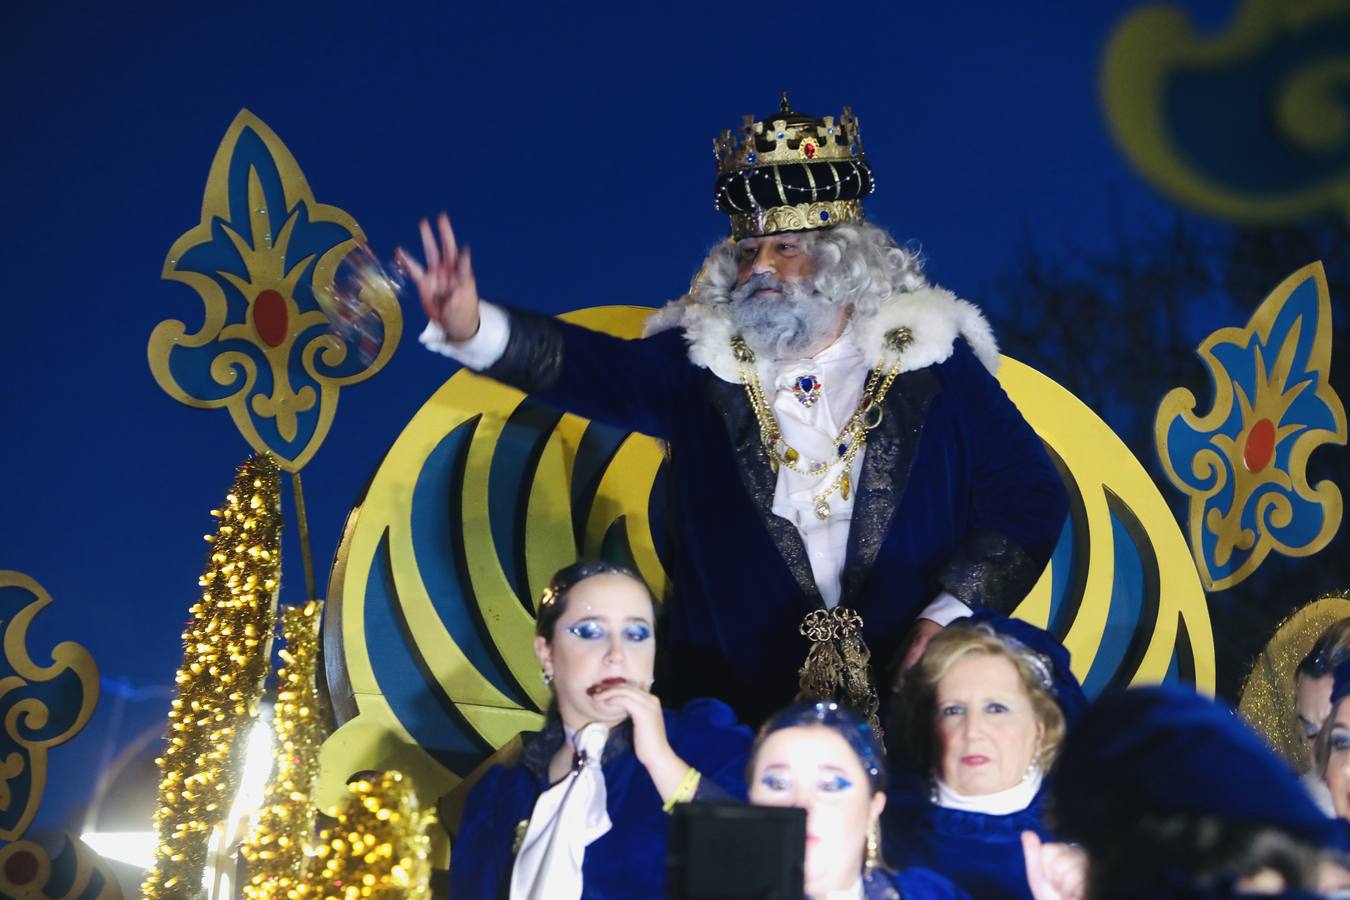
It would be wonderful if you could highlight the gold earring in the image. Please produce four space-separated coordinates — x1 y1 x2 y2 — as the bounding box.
865 821 880 872
542 670 553 686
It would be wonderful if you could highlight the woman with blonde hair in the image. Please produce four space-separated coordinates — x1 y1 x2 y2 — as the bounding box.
884 612 1085 899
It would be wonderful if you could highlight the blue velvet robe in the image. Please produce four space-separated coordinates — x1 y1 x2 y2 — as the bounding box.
481 309 1068 725
877 866 972 899
449 699 751 899
882 784 1051 900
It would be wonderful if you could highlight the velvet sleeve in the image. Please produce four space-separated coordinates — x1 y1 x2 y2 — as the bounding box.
667 698 753 803
479 306 696 441
448 765 518 900
933 340 1068 611
891 866 974 900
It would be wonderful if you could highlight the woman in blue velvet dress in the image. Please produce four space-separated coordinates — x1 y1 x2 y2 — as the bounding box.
883 613 1086 900
750 701 968 899
449 561 752 899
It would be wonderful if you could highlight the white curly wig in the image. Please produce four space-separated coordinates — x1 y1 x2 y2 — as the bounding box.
688 221 927 313
644 220 1000 380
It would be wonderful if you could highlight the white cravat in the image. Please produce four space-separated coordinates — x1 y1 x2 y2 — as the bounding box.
509 723 612 900
768 333 867 610
934 768 1043 816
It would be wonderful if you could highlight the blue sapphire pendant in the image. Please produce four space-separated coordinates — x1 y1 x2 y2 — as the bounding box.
792 374 822 408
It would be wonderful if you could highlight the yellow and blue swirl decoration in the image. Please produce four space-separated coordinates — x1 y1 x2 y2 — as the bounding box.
1103 0 1350 223
0 836 122 900
319 307 1214 807
0 571 99 844
1156 262 1347 591
148 110 400 472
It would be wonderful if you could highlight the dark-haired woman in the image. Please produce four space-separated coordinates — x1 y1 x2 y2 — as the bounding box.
749 701 968 899
1294 618 1350 814
449 561 752 900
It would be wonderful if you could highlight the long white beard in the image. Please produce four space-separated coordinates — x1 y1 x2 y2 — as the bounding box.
728 273 846 360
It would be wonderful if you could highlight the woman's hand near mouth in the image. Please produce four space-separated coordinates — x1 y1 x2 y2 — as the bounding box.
598 682 695 806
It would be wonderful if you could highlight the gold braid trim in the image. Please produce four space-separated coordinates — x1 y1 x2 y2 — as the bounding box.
728 199 863 240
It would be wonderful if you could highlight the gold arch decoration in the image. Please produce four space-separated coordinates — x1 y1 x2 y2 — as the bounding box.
1001 357 1214 694
148 109 401 473
1103 0 1350 224
318 306 1214 811
1238 594 1350 771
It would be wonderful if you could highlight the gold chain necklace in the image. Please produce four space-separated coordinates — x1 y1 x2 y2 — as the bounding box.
731 329 911 520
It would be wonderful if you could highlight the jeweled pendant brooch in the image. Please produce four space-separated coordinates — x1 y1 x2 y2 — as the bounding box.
792 374 822 408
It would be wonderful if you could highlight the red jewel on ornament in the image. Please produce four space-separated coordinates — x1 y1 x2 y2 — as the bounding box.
803 143 816 159
5 849 39 886
253 289 289 347
1243 418 1276 472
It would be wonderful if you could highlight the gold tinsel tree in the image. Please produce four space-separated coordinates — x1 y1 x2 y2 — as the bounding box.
240 599 325 898
312 771 435 899
143 453 283 899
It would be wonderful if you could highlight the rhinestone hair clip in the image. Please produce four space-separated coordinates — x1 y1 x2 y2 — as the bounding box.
974 625 1056 693
809 701 882 779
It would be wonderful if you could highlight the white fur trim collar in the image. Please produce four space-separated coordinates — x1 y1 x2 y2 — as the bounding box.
643 287 1000 383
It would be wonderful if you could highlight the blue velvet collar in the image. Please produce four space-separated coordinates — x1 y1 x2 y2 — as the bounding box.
519 716 637 785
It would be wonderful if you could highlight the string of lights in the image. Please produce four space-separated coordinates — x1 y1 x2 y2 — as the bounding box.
313 771 435 899
240 599 325 897
142 454 283 899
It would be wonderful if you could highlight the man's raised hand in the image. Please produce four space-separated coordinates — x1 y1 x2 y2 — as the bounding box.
396 212 481 341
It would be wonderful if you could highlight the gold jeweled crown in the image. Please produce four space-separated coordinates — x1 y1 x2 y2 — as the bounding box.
712 93 872 239
714 92 863 175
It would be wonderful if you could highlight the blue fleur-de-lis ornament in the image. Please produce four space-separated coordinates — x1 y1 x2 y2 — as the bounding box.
0 571 98 843
1156 262 1347 590
149 110 401 471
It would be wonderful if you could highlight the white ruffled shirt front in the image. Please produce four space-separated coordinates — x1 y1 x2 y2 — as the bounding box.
421 305 968 623
766 329 867 609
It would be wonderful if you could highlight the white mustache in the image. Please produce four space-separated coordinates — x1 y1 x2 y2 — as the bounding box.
731 272 786 303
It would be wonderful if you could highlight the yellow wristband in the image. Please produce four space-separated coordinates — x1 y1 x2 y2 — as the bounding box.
662 767 702 813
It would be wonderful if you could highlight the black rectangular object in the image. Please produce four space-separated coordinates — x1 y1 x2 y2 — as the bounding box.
667 803 805 899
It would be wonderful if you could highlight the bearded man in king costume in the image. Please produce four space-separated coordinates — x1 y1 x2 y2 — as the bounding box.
400 95 1068 728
